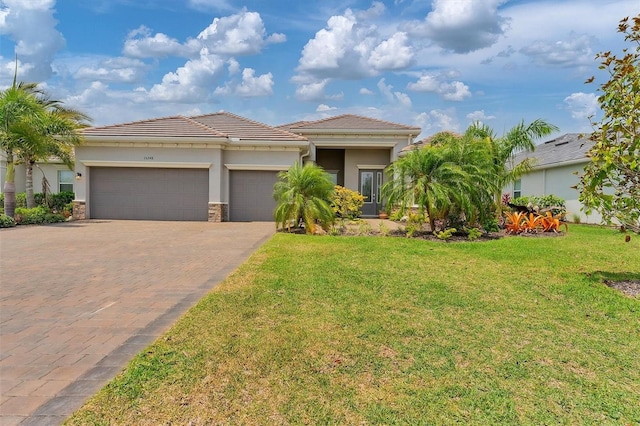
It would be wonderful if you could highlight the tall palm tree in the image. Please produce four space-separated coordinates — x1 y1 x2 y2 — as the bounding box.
0 78 43 217
467 119 559 214
13 98 90 208
273 162 335 234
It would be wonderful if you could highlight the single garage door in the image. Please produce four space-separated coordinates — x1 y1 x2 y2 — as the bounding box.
90 167 209 221
229 170 279 221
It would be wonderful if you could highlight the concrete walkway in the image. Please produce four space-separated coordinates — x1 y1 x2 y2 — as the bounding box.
0 220 274 425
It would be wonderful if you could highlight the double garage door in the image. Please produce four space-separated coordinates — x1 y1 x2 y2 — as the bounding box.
90 167 278 222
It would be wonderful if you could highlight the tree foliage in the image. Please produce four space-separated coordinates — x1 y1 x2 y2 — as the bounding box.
579 15 640 233
273 162 335 234
382 118 557 233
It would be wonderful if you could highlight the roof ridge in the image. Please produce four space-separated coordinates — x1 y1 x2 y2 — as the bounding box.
288 113 421 130
180 115 229 137
190 111 307 141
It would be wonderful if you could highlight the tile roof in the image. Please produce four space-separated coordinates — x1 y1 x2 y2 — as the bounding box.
81 116 227 138
280 114 421 133
514 133 595 169
191 112 306 141
81 112 307 142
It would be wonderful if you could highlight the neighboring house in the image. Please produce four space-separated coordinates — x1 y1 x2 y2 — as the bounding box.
508 133 602 223
0 154 76 195
72 112 420 222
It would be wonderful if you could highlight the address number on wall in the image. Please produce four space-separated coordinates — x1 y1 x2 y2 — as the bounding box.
143 156 154 160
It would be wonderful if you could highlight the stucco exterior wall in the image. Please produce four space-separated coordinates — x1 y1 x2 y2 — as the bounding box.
514 162 603 224
0 160 74 194
344 149 392 191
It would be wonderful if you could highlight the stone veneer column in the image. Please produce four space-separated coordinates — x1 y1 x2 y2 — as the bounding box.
208 203 229 222
72 201 86 220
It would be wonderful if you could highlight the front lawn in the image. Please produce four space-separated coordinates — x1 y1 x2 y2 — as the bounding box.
66 225 639 425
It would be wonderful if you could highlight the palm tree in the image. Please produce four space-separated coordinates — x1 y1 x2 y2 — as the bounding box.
382 141 475 233
467 119 559 214
13 98 90 208
273 162 335 234
0 78 43 217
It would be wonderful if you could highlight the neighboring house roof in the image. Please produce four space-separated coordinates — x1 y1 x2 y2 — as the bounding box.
81 112 307 143
279 114 421 134
514 133 595 169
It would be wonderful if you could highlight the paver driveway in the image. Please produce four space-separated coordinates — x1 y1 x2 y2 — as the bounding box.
0 220 274 425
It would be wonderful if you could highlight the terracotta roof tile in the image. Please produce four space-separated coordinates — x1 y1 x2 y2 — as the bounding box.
281 114 421 132
81 116 227 138
192 112 307 141
81 112 307 142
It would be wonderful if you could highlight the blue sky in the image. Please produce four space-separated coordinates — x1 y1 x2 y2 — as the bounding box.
0 0 636 140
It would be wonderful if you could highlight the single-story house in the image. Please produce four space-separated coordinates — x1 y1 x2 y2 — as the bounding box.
508 133 602 223
71 112 420 222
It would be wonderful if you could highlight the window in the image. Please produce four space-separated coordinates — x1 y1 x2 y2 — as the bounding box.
513 179 521 199
327 171 339 185
59 170 74 193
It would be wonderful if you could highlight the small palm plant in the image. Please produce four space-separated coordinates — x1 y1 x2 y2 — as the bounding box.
273 162 335 234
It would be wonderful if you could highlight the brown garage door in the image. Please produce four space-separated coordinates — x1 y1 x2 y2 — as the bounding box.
90 167 209 221
229 170 279 221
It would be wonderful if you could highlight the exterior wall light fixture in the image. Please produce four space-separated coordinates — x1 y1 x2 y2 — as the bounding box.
75 172 82 180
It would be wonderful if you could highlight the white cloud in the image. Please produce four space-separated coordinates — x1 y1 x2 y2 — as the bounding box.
216 68 273 97
466 110 496 123
520 33 594 67
368 32 414 71
564 92 598 120
148 48 226 102
198 8 283 56
403 0 509 53
360 87 374 95
407 72 471 101
316 104 337 112
377 78 412 108
296 8 413 80
74 57 147 83
0 0 65 81
294 79 343 102
123 26 200 59
416 108 460 134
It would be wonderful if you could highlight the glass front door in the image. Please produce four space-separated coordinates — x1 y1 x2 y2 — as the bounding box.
360 169 382 216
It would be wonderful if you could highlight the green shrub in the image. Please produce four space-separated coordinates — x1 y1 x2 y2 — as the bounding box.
436 227 456 240
467 227 482 241
331 185 365 219
512 195 566 215
50 192 75 212
14 206 65 225
0 214 16 228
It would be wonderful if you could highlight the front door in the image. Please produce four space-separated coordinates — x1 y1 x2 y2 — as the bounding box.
359 169 383 217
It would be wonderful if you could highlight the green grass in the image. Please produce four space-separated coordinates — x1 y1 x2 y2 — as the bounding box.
65 225 640 425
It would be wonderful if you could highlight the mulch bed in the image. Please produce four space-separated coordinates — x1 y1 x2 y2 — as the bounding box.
605 280 640 298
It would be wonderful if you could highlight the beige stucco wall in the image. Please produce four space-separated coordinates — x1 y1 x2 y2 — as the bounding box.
343 149 392 191
0 160 74 194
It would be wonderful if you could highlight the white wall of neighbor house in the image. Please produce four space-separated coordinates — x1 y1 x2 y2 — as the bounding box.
513 162 604 224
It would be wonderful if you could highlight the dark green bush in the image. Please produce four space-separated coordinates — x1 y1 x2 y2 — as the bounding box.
0 214 16 228
512 195 566 215
14 206 65 225
0 191 74 211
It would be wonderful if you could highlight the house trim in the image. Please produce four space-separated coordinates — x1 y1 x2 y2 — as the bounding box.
224 164 290 171
80 160 212 169
357 164 387 169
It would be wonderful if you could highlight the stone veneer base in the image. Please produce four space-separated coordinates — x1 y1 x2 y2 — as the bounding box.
208 203 228 222
72 201 86 220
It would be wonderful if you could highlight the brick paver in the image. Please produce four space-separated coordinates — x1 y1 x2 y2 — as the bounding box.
0 220 274 425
